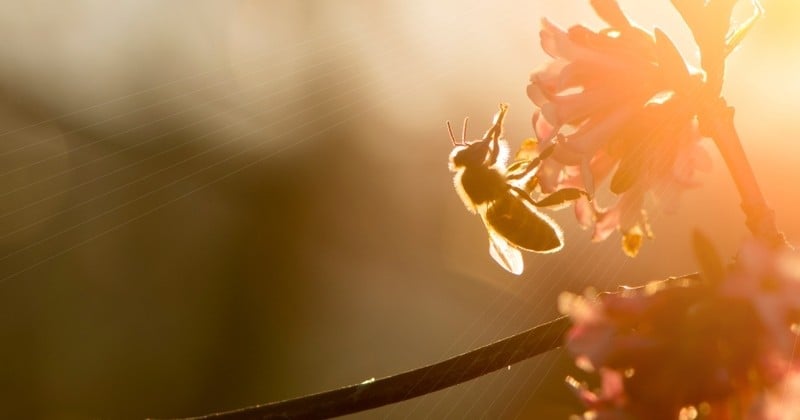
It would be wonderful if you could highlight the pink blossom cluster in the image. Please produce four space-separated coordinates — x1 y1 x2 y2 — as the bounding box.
527 0 712 255
561 241 800 419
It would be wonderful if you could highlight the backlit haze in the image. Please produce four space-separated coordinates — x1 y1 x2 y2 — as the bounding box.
0 0 797 418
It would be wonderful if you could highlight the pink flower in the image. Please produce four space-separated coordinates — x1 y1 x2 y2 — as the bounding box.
751 371 800 420
722 241 800 355
560 238 800 419
527 0 711 254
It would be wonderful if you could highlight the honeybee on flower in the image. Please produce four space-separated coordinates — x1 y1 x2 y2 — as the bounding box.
447 104 587 274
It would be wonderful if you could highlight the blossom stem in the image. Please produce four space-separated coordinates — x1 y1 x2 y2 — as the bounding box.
704 99 786 247
169 316 572 420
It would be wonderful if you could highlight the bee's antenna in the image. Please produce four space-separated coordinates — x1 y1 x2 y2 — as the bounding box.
447 117 471 146
446 121 458 146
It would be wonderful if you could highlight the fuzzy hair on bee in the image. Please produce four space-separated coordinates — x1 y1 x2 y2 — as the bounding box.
449 115 510 214
448 104 564 275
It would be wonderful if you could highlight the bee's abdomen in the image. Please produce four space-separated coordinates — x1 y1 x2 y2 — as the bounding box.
486 194 563 252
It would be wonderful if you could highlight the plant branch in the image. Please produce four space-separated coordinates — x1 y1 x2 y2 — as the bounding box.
162 276 701 420
167 316 571 420
702 99 786 247
677 0 782 246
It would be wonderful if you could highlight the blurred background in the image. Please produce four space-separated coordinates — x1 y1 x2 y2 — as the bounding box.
0 0 798 418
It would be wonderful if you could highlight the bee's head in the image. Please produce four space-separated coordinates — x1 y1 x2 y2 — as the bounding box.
449 139 490 171
447 104 508 171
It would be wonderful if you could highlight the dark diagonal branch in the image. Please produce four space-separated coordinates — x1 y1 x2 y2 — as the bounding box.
163 276 699 420
167 316 571 420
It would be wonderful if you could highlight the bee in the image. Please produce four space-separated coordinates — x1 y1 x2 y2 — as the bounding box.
448 104 564 275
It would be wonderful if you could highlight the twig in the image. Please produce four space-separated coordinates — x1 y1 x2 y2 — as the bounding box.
679 0 784 247
163 276 701 420
702 99 787 248
166 316 570 420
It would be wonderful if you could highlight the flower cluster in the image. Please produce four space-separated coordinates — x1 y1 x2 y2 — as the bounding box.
527 0 712 256
560 240 800 419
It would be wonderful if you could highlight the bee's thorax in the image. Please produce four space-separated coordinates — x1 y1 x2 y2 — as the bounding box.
459 165 508 206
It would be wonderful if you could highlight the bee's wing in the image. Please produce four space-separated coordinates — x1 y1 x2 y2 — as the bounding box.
479 206 524 275
486 191 564 253
488 229 524 275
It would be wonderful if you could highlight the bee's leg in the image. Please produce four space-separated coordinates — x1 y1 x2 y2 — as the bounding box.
511 185 588 208
484 105 508 166
505 162 536 181
540 188 588 208
538 143 556 161
484 135 499 166
509 185 538 207
486 104 508 140
505 144 557 181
